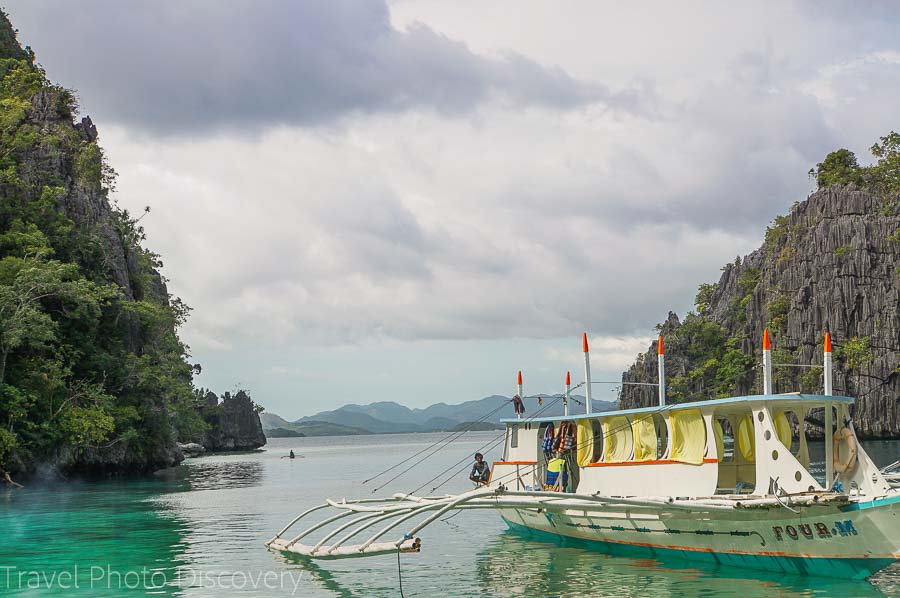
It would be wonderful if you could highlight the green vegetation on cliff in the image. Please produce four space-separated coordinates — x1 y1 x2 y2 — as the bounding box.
0 12 202 477
810 132 900 198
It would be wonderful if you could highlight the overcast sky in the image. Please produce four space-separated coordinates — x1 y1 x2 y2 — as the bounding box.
5 1 899 419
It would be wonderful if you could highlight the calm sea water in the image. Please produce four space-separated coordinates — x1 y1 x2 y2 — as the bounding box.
1 434 899 597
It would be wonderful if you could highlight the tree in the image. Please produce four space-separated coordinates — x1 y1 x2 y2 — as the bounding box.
809 149 863 189
869 131 900 195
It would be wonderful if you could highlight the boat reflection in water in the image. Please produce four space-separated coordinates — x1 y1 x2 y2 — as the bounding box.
477 526 899 597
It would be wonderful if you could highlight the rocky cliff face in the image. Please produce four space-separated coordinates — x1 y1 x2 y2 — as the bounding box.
620 186 899 438
199 391 267 451
0 11 195 477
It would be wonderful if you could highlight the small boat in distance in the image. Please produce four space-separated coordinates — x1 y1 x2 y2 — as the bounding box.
267 331 899 580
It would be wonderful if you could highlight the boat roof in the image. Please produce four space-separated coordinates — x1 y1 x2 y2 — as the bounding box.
499 393 854 425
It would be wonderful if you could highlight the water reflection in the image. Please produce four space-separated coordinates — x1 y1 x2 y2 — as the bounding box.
475 526 889 597
156 459 264 492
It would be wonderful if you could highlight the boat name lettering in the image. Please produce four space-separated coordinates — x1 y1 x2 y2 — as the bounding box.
772 520 857 541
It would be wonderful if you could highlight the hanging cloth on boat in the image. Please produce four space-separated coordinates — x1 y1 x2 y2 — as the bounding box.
512 395 525 415
738 414 755 463
669 409 706 465
602 416 633 462
773 411 792 448
632 416 657 462
576 420 593 467
713 419 725 462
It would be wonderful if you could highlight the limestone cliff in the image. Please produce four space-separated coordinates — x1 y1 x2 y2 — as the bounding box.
197 391 267 452
620 186 899 438
0 11 197 478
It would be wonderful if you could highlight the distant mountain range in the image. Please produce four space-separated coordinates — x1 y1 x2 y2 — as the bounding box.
261 395 617 437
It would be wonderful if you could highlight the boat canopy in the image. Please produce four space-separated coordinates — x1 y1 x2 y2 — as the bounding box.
499 393 854 425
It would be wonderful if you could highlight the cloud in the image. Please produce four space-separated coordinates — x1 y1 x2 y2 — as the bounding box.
3 1 899 413
5 0 636 136
544 335 650 373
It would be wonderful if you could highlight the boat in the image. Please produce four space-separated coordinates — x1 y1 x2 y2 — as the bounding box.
266 331 900 580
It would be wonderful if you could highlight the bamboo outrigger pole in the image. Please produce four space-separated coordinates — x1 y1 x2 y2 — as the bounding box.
516 370 523 419
657 335 666 406
582 333 592 414
762 329 773 395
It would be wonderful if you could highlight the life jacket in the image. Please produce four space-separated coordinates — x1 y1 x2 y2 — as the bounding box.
541 424 556 453
554 422 575 453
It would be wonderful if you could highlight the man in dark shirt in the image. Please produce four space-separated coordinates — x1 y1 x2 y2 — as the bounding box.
469 452 490 485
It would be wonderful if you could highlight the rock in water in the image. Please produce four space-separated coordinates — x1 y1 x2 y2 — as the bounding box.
620 185 899 438
200 391 267 451
177 443 207 457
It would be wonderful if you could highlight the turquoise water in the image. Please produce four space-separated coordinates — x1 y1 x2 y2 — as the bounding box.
1 434 899 597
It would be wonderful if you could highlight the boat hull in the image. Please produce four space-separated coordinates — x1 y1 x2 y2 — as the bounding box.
499 495 900 580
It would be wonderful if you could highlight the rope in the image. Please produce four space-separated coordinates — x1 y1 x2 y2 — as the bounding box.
364 398 513 488
397 547 405 598
416 397 565 495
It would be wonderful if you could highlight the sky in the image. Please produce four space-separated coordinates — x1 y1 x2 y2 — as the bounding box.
4 1 899 419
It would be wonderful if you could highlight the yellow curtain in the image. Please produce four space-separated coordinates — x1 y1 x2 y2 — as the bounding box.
738 415 755 463
668 409 706 465
576 420 593 467
632 416 657 461
713 419 725 462
774 411 792 448
602 416 632 462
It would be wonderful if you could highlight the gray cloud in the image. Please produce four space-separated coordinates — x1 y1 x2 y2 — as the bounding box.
4 0 631 135
3 1 899 404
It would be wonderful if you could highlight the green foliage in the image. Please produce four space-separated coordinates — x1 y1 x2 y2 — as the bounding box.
766 295 791 334
0 33 201 475
800 367 822 394
764 214 793 248
869 131 900 196
736 267 761 296
838 337 874 371
661 316 756 402
886 228 900 245
833 244 854 258
0 427 16 461
694 283 717 316
809 149 863 188
809 131 900 199
713 337 755 398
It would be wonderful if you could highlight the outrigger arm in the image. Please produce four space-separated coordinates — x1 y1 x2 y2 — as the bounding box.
265 487 847 560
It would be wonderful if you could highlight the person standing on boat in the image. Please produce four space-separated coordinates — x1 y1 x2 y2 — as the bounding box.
469 452 490 485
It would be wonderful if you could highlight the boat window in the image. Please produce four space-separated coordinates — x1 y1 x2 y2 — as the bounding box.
632 415 656 462
737 414 755 463
510 424 518 449
668 409 706 465
602 416 633 462
576 419 594 467
778 410 809 467
591 420 604 462
655 414 669 459
713 417 731 462
772 411 792 447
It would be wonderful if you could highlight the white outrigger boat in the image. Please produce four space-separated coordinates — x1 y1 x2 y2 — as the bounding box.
267 331 900 580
